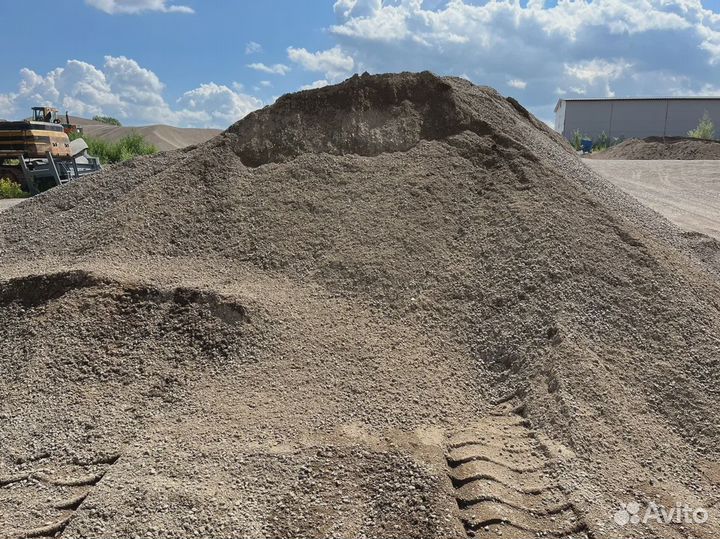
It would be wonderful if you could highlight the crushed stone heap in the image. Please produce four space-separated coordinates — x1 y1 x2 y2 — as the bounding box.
0 72 718 539
592 135 720 160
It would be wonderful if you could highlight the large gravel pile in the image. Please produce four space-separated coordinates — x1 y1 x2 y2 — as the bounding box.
592 136 720 160
1 72 719 539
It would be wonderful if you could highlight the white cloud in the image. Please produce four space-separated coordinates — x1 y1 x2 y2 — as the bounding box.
259 80 272 88
0 57 261 129
0 94 13 118
686 82 720 95
287 46 355 80
299 79 330 91
85 0 194 14
563 58 633 97
9 61 121 119
176 83 262 128
247 63 291 75
104 55 166 109
564 58 632 84
331 3 408 42
696 24 720 63
333 0 382 19
245 41 262 55
508 79 527 89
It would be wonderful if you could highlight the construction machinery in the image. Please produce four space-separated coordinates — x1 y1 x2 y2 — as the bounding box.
0 107 101 194
31 106 84 136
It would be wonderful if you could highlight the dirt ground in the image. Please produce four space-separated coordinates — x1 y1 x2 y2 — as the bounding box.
1 73 719 539
0 199 24 212
587 159 720 240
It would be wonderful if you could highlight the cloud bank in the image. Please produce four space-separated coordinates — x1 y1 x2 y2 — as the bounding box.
321 0 720 120
7 1 720 127
0 56 261 129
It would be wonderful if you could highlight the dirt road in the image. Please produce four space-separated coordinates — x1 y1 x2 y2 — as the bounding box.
586 159 720 240
0 199 23 212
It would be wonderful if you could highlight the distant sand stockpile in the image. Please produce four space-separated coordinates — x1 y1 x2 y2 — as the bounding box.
69 116 221 152
592 136 720 160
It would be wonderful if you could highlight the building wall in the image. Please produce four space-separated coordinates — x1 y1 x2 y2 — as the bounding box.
609 100 667 139
561 101 611 139
557 99 720 141
666 100 720 136
554 100 565 133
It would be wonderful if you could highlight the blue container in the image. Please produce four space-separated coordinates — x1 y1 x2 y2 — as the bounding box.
581 139 593 154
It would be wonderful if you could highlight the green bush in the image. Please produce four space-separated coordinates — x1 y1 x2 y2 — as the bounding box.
0 178 28 199
688 111 716 140
594 131 610 151
571 129 583 150
92 115 122 126
71 131 157 164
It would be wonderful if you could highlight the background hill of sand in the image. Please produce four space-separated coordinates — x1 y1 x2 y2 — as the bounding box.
68 116 221 152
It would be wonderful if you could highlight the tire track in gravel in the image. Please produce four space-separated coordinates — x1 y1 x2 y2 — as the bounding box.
446 397 592 538
0 454 119 539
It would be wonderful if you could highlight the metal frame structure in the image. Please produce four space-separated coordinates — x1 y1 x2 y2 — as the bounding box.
11 151 101 194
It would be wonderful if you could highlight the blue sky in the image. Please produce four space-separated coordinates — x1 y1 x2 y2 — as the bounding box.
1 0 719 128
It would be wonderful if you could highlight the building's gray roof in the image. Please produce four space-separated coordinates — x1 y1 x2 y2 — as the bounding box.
554 96 720 112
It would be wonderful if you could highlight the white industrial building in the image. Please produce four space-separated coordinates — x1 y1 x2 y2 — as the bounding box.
554 97 720 141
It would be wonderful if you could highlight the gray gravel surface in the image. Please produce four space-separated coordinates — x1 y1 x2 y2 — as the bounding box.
1 72 718 539
587 159 720 240
0 199 24 212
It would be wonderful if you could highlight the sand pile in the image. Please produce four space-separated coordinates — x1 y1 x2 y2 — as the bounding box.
592 136 720 160
1 72 719 539
67 116 222 152
82 123 221 152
